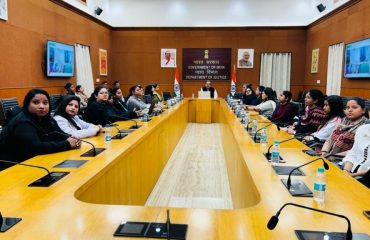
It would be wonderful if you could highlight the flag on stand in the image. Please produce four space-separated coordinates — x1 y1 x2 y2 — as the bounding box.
174 65 181 97
230 64 236 96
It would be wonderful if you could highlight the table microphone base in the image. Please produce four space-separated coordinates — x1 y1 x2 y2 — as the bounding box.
0 217 22 232
295 230 370 240
281 179 313 197
129 125 142 129
263 153 284 162
28 172 69 187
273 166 305 176
146 222 188 240
80 148 105 157
112 133 128 140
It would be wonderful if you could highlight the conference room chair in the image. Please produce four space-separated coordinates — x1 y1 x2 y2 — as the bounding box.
50 94 65 115
0 97 20 126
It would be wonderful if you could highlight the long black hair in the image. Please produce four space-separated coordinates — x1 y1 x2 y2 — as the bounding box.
22 88 55 130
88 85 109 105
347 97 369 118
324 95 345 121
54 95 82 130
262 87 275 101
144 85 153 96
307 89 324 108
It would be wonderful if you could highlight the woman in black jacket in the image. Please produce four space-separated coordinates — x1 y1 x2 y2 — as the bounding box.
84 86 138 125
0 89 80 170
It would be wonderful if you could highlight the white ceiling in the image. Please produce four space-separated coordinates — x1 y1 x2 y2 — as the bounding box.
61 0 350 27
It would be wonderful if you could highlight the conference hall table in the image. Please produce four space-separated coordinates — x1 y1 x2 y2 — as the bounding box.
0 98 369 239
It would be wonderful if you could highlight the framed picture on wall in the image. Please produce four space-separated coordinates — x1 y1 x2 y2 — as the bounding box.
161 49 176 68
99 49 108 76
237 49 254 68
0 0 8 21
311 48 319 73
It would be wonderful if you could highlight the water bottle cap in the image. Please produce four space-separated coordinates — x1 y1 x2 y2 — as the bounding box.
274 140 279 144
105 123 110 127
318 167 325 173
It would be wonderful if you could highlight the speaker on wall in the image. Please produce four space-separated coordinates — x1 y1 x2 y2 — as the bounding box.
317 4 326 13
95 7 103 16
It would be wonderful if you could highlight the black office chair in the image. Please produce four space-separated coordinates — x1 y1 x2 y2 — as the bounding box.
0 97 20 126
50 94 65 114
232 92 243 100
163 92 172 101
144 95 153 104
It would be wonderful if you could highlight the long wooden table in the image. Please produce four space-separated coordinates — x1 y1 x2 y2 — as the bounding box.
0 98 369 239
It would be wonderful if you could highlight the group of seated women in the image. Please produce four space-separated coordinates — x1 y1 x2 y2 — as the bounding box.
240 84 369 186
0 82 164 170
0 84 369 188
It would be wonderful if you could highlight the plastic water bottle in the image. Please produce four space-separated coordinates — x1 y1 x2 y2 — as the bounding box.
240 112 245 123
167 99 171 109
271 140 280 166
245 111 250 123
313 167 327 203
244 117 250 130
251 118 258 134
105 123 112 142
143 113 149 122
260 127 267 145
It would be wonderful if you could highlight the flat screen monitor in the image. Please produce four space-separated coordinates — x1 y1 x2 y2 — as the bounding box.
46 40 75 77
344 38 370 78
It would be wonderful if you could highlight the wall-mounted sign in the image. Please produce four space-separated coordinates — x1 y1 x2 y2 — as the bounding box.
182 48 231 80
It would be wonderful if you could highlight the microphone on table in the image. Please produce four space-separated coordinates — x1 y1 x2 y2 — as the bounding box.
246 120 271 131
107 121 126 138
267 202 352 240
0 159 51 178
254 123 280 142
166 209 171 240
48 131 99 157
115 116 140 129
265 137 296 160
286 157 329 190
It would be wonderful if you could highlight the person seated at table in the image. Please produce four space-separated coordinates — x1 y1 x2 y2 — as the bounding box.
242 84 257 105
126 85 148 111
321 97 368 157
303 95 344 143
201 80 218 98
111 87 130 113
54 95 102 139
76 85 88 108
152 83 162 103
287 89 326 135
84 86 138 125
247 87 276 118
269 91 296 125
0 89 80 169
64 83 76 96
250 85 265 105
341 124 370 186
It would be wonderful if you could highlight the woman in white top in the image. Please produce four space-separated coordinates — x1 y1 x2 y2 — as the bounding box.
342 124 370 178
248 87 276 118
54 95 102 138
303 95 345 142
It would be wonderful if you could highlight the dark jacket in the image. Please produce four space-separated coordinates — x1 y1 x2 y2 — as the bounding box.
0 111 71 169
84 101 137 125
113 98 129 113
242 94 257 105
202 86 216 98
250 97 262 106
269 102 296 125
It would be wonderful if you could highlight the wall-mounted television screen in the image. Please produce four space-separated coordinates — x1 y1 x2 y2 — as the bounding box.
46 40 75 77
344 38 370 78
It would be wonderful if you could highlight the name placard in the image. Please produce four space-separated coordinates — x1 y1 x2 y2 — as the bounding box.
182 48 231 80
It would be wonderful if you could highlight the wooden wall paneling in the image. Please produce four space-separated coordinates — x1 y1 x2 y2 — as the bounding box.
305 1 370 98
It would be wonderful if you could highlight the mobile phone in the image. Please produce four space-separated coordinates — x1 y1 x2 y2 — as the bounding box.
363 211 370 219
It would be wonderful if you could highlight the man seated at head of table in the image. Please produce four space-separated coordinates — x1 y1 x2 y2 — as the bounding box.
200 80 218 99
